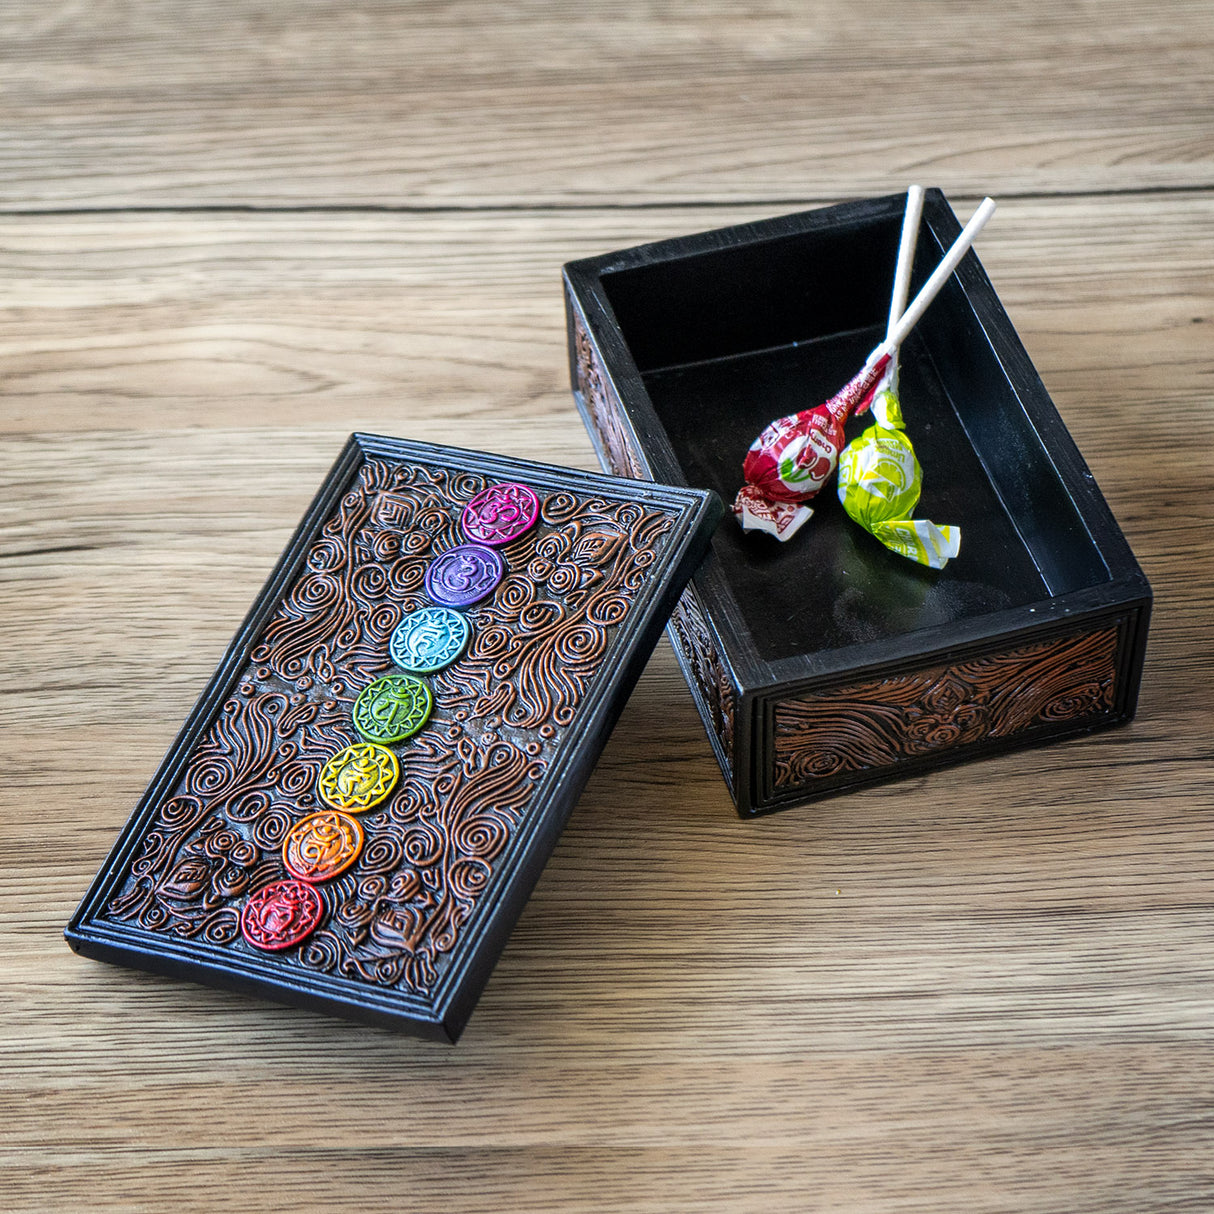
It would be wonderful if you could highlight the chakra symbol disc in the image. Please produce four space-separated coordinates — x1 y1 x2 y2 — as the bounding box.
352 673 432 743
282 810 364 883
424 543 505 608
240 879 324 951
461 482 541 546
390 605 471 674
317 741 399 812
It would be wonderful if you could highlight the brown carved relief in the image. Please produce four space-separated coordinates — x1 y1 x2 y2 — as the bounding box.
104 460 674 996
667 586 737 775
772 625 1120 789
572 313 646 480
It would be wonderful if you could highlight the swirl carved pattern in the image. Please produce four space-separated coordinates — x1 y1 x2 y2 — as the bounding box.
667 586 736 776
573 312 646 480
772 625 1120 789
104 459 675 998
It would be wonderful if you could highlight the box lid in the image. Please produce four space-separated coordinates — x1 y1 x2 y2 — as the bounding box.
66 433 723 1041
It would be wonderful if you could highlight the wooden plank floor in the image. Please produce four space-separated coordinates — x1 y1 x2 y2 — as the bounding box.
1 4 1212 1212
3 1 1213 205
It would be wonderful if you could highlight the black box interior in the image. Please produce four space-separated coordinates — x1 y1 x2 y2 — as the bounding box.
596 211 1108 664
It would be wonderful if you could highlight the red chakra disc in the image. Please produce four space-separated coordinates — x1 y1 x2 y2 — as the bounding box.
240 879 324 951
461 482 541 546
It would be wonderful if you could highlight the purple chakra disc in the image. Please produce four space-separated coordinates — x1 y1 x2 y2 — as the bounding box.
461 482 541 546
425 543 505 608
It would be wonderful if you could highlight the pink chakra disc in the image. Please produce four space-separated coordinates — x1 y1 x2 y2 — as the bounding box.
240 879 324 951
461 482 540 546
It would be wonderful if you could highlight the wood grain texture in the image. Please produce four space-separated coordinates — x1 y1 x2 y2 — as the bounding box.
2 1 1213 1210
1 1 1213 207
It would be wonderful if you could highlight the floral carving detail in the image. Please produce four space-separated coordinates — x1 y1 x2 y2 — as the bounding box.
667 585 736 775
573 312 646 479
433 492 672 730
772 625 1121 788
299 732 541 992
103 458 676 999
107 797 271 944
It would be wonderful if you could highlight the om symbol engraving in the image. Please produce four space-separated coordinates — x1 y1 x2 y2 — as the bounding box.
352 673 433 743
317 741 400 811
424 543 504 608
390 605 470 674
240 879 324 950
282 810 364 883
461 482 541 546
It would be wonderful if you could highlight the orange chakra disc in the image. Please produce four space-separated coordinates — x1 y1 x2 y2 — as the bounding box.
282 810 364 883
317 741 399 812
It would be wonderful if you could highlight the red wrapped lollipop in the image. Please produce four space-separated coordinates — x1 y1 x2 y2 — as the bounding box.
734 350 893 539
734 197 996 541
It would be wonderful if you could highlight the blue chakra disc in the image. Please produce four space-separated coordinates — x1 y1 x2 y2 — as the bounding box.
390 605 471 674
424 543 504 608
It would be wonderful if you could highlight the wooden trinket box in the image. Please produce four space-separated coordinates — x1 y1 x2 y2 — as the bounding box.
67 435 722 1039
564 190 1151 816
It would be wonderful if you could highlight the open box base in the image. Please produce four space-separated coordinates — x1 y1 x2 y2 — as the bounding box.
564 190 1151 816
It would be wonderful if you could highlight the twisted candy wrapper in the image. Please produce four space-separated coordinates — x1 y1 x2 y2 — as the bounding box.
733 353 890 540
836 388 960 569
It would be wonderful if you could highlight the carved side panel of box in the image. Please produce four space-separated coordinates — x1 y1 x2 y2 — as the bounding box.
571 311 646 480
771 622 1123 793
666 584 738 782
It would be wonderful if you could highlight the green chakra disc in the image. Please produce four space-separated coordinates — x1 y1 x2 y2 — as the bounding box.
351 673 433 744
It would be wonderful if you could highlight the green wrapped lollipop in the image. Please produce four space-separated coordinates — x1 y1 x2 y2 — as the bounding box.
837 387 960 569
834 186 966 570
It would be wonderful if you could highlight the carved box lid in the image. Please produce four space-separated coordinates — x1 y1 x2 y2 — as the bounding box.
66 434 723 1041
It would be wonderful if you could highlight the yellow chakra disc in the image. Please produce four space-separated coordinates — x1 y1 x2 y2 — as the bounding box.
317 741 399 812
282 810 364 883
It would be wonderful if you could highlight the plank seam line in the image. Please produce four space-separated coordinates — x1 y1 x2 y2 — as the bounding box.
1 183 1212 218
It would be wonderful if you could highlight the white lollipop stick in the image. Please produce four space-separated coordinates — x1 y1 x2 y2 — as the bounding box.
885 184 925 393
868 196 996 367
888 185 925 341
